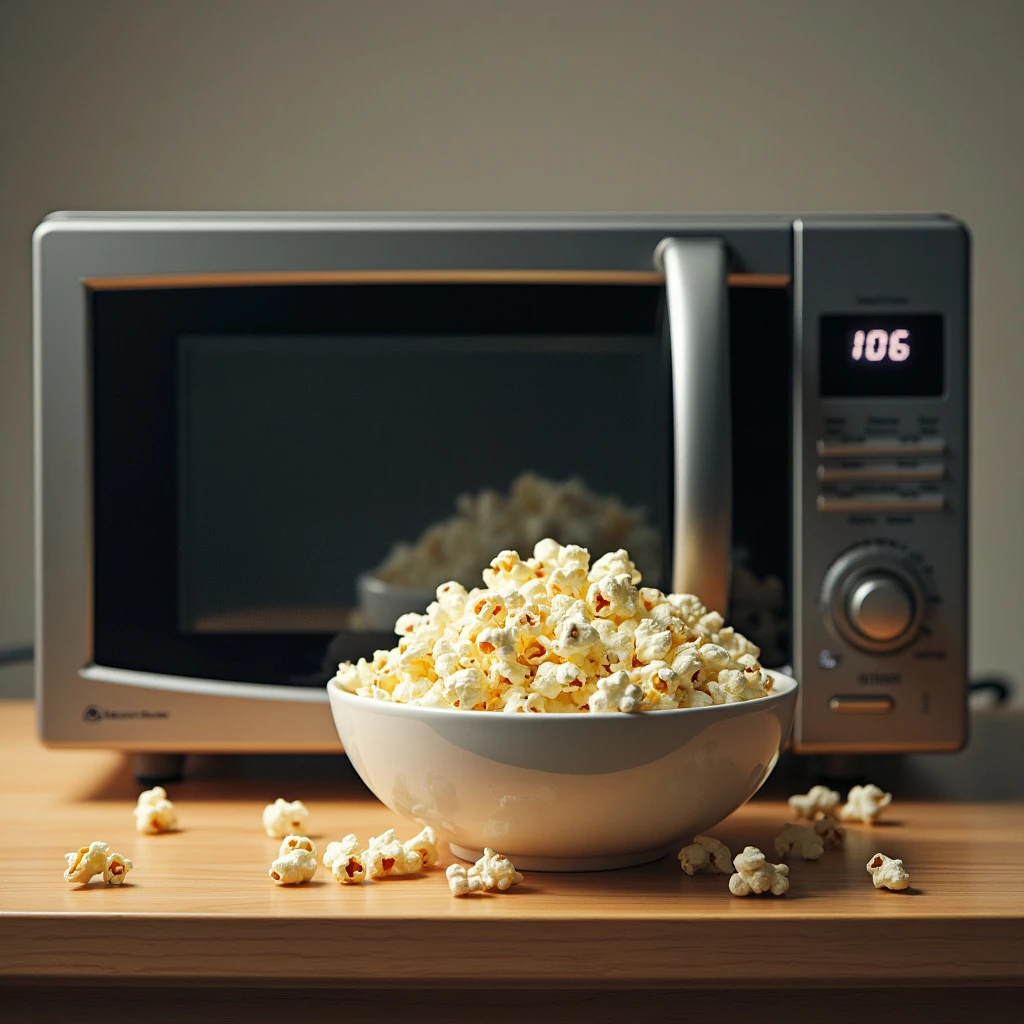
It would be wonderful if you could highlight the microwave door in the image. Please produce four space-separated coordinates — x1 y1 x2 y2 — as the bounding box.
656 238 731 615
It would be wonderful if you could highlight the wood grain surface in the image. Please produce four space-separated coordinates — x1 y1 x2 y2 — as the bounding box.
1 701 1022 989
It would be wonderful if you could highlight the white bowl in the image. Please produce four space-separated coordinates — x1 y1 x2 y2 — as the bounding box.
356 574 436 632
328 673 797 871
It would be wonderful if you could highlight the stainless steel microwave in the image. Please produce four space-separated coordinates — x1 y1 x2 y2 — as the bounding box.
33 213 969 765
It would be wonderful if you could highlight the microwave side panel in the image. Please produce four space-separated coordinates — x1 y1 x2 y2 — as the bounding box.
793 217 969 752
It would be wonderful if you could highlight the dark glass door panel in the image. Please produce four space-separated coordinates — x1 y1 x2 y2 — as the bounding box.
92 283 671 685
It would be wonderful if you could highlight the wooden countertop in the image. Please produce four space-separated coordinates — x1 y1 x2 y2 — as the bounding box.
1 700 1022 990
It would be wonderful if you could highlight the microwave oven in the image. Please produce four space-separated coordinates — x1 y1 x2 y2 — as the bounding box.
33 212 969 769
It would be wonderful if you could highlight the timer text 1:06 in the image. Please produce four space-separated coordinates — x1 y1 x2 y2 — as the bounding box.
851 329 910 363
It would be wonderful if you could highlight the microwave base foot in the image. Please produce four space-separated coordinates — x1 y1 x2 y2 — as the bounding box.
133 753 186 785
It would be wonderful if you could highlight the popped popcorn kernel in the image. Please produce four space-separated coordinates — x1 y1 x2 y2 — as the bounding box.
677 835 732 875
262 798 309 838
269 848 317 885
63 841 110 884
787 785 841 820
332 538 769 714
840 784 892 825
324 834 366 884
866 852 911 891
279 835 317 858
133 786 178 834
404 825 439 868
773 823 825 861
102 851 133 886
813 815 846 848
728 846 790 896
445 848 524 896
446 863 485 897
365 829 423 878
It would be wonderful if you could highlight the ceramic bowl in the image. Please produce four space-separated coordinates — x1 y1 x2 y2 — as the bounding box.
356 574 435 632
327 673 797 871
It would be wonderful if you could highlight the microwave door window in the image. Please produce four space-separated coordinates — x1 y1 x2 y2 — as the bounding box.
174 332 671 670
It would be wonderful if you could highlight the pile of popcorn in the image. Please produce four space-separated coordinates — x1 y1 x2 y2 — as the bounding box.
333 539 772 713
371 473 661 592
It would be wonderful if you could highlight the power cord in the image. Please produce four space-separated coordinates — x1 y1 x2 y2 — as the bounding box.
0 644 33 668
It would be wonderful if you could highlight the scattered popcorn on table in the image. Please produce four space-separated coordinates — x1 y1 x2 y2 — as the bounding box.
365 829 423 878
262 798 309 838
332 539 772 714
133 786 178 834
787 785 841 820
773 823 825 861
677 835 732 875
324 835 366 884
446 863 485 897
866 852 911 891
279 835 317 858
813 815 846 848
372 473 662 593
102 851 133 886
269 848 317 885
403 826 439 868
446 848 524 896
728 846 790 896
63 841 111 884
840 784 892 825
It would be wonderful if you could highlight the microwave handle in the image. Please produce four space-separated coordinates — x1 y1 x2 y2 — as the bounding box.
655 237 731 615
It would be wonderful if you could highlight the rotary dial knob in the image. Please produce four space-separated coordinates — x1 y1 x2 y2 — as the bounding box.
821 545 927 653
846 573 915 642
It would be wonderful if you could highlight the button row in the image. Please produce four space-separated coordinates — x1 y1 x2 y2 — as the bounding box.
817 439 946 458
829 695 895 715
817 462 945 483
817 495 946 513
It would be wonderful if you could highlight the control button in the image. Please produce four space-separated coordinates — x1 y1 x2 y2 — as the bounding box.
817 462 945 483
846 574 914 642
829 695 895 715
817 495 946 513
817 439 946 458
819 542 928 654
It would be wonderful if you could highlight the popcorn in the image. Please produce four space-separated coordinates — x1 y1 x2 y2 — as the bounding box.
269 848 317 885
773 823 825 861
279 835 317 858
133 786 178 834
813 815 846 848
324 835 366 884
840 784 892 825
728 846 790 896
365 828 423 879
866 852 911 891
371 474 660 595
404 826 439 868
333 540 770 715
446 848 524 896
446 863 485 897
262 798 309 838
787 785 841 820
102 851 133 886
64 841 111 884
677 835 732 875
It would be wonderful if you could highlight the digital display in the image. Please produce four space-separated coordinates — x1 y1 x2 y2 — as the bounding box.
820 314 944 397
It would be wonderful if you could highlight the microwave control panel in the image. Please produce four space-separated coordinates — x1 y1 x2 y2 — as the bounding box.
794 218 968 752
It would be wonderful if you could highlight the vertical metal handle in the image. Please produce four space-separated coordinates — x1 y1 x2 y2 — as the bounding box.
655 237 731 614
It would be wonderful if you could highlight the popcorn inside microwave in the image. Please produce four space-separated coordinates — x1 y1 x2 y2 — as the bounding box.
331 539 772 713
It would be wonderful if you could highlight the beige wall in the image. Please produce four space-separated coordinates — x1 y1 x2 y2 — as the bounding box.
1 0 1021 700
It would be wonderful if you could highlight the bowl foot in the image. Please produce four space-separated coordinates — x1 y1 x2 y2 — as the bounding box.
448 843 672 872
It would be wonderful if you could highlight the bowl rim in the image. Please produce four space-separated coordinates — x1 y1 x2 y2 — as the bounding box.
328 670 797 722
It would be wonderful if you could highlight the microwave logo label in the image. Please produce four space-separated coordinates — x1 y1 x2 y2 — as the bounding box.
83 704 169 723
857 672 902 685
